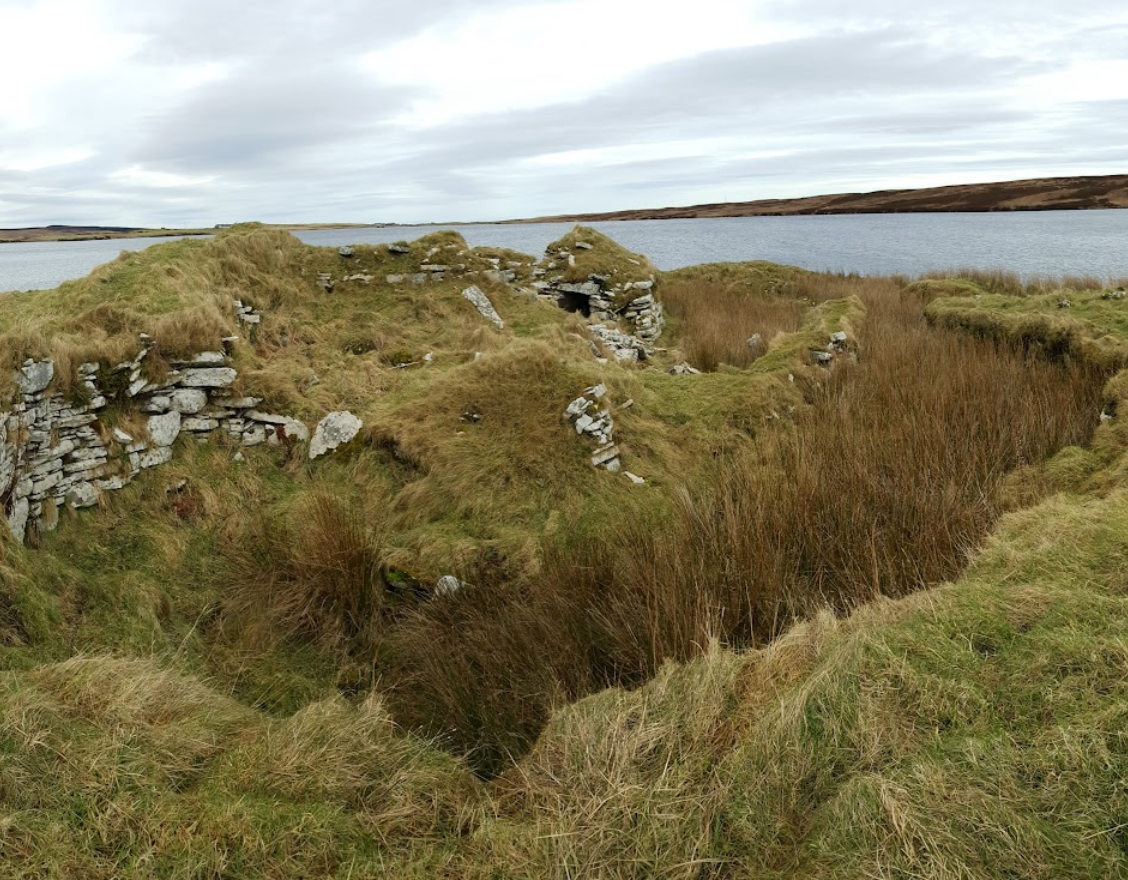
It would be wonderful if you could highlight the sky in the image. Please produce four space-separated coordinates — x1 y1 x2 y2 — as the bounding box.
1 0 1126 226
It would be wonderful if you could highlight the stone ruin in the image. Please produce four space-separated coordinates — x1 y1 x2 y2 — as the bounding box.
2 301 361 544
532 239 665 363
562 383 643 484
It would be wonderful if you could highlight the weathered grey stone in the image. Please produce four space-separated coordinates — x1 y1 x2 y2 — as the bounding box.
575 241 593 250
624 471 646 485
575 413 595 434
31 470 64 495
242 426 267 447
338 246 355 257
55 412 97 429
386 274 405 284
174 352 227 368
182 417 220 432
388 243 410 254
246 410 292 425
63 457 109 475
565 396 592 418
591 445 621 467
147 411 182 447
178 368 237 388
461 286 504 330
310 411 363 460
281 419 310 443
66 482 100 509
95 476 131 491
113 428 134 444
133 447 174 471
170 389 209 414
435 575 463 597
0 442 13 492
7 497 29 541
15 360 54 395
668 363 702 376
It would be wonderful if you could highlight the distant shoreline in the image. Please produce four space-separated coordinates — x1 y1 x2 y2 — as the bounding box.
7 174 1125 241
0 222 378 245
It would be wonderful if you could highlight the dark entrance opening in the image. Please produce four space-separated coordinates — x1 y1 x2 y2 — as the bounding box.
558 290 591 317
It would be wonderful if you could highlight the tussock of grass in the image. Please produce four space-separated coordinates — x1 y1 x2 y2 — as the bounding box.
661 277 805 371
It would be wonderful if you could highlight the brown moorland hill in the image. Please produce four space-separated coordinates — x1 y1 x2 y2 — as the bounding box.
512 173 1128 222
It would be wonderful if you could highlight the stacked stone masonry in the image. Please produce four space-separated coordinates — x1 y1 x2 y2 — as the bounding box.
563 383 624 475
533 246 664 362
2 334 308 544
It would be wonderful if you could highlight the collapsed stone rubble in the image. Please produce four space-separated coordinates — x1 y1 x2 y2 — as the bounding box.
563 383 626 475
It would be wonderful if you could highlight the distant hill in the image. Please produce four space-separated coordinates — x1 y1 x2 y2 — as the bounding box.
511 174 1128 223
0 225 208 243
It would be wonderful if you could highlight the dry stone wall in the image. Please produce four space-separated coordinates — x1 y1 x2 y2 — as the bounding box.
533 243 665 362
1 334 308 544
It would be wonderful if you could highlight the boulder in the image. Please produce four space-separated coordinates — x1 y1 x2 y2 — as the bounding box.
310 411 363 460
338 246 355 258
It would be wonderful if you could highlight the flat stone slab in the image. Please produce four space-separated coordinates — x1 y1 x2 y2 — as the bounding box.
177 367 237 388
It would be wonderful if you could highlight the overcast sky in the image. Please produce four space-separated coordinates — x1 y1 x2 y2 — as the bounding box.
1 0 1126 226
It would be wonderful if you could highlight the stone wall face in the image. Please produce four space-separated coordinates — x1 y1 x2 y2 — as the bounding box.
1 337 307 544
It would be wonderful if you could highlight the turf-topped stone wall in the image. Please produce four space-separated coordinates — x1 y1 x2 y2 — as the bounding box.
533 228 666 361
1 341 308 544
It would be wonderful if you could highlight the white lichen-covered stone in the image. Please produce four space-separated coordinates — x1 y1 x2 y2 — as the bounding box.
147 412 182 447
177 367 237 388
182 417 220 432
310 411 363 460
66 482 100 510
170 389 209 414
435 575 463 596
461 286 504 330
14 359 54 395
7 496 30 541
133 447 174 471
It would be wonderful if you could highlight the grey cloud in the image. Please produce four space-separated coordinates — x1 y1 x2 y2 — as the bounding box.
134 63 418 174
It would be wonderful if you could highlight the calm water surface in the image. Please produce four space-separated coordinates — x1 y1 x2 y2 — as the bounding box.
3 211 1127 293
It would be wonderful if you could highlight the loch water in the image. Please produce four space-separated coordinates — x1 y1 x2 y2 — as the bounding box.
3 210 1127 294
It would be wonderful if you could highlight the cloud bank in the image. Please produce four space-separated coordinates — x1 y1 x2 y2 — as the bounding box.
0 0 1125 225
